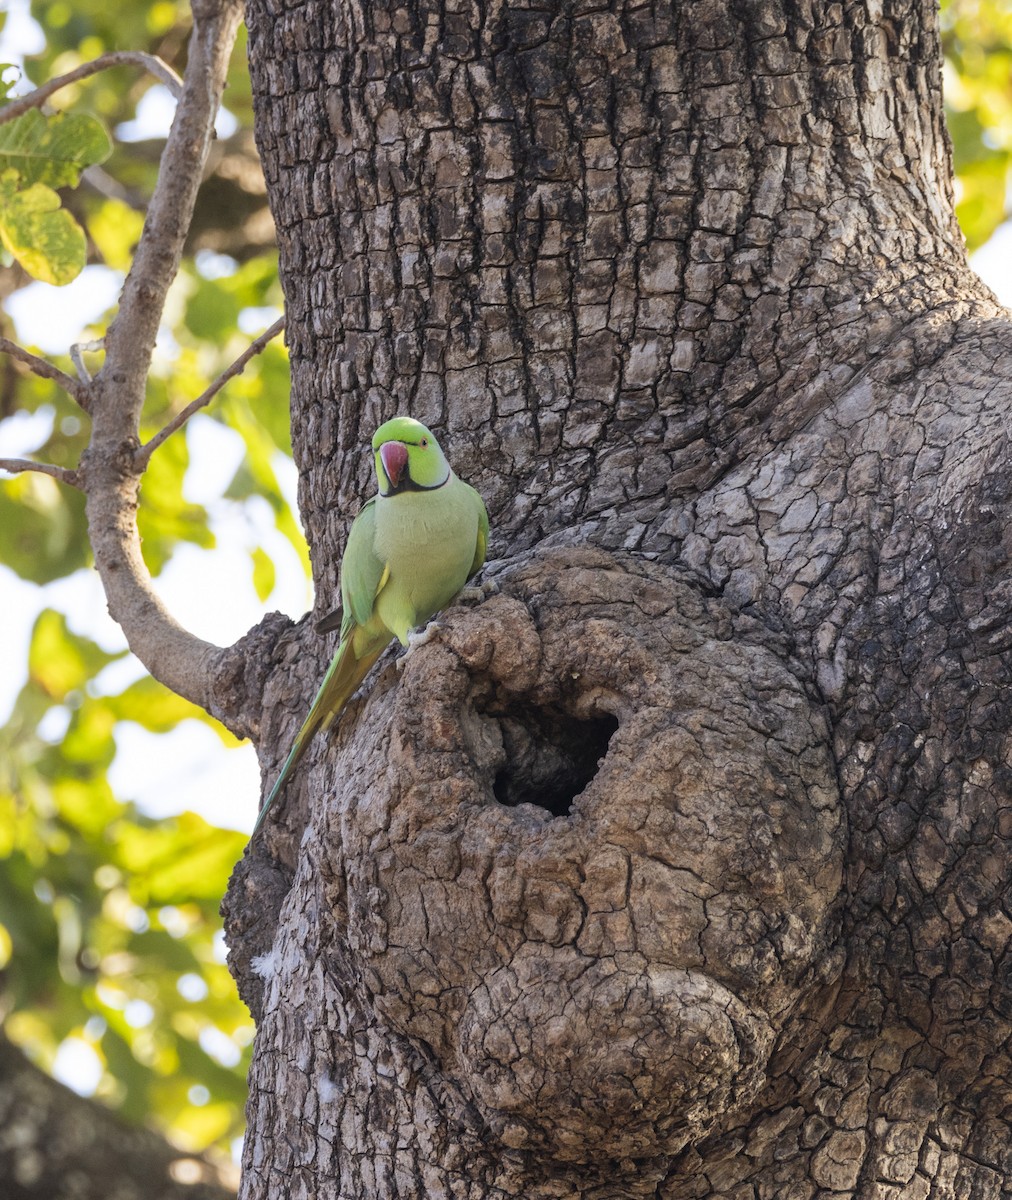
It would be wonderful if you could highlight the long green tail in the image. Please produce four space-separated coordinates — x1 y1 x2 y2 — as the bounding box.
251 631 390 837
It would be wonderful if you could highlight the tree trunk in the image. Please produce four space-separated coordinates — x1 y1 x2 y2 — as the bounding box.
223 0 1012 1195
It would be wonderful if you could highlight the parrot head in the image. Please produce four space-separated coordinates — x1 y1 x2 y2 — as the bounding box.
373 417 451 495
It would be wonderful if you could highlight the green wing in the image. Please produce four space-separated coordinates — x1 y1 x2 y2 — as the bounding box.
340 498 387 639
469 488 489 579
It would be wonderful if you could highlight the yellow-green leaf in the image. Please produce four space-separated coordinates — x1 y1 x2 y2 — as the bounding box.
250 545 275 601
28 610 122 704
0 171 86 285
0 109 112 188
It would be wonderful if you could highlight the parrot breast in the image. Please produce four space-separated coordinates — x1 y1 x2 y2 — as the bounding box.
372 477 480 643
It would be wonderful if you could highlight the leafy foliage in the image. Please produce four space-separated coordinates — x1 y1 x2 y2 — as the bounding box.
0 0 293 1169
941 0 1012 249
0 108 111 187
0 108 110 282
1 610 253 1153
0 171 86 284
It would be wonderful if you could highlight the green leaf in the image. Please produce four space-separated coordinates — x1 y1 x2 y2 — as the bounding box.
0 109 112 188
107 680 241 747
88 196 145 271
184 276 242 341
0 170 86 285
942 0 1012 247
0 472 90 582
0 65 20 102
136 432 214 574
251 545 275 601
28 610 122 699
955 154 1010 250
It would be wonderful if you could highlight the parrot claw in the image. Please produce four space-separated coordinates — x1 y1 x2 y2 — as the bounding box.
400 620 443 667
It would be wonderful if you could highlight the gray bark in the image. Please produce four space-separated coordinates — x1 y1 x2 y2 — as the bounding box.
222 0 1012 1196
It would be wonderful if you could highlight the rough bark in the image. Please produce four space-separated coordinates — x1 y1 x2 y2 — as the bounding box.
222 0 1012 1196
0 1033 234 1200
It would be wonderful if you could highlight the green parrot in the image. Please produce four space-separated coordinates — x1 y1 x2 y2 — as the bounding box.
251 416 488 836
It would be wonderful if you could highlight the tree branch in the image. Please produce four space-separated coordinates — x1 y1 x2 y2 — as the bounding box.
0 336 87 404
135 315 285 468
0 52 183 125
70 339 105 385
0 457 80 486
81 0 245 714
0 1032 235 1200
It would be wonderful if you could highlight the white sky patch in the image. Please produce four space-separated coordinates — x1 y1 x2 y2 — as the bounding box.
110 720 261 832
177 972 210 1002
970 219 1012 307
125 904 150 933
196 250 239 279
90 656 147 699
0 407 55 458
52 1037 103 1096
124 999 155 1029
199 1025 242 1068
0 0 44 66
5 267 122 355
115 85 179 142
84 1016 107 1040
36 705 72 743
238 306 284 335
159 906 191 938
215 107 239 139
115 83 238 142
183 415 246 504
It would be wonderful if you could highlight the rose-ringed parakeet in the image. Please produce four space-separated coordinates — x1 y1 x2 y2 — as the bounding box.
252 416 488 836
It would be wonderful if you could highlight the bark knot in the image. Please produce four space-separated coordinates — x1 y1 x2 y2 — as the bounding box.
244 547 846 1166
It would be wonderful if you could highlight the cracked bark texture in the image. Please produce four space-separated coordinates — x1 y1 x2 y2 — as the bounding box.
221 0 1012 1196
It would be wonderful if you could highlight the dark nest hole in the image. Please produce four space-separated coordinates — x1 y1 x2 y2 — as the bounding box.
489 704 619 819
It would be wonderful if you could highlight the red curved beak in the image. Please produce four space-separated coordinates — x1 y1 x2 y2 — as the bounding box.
380 441 409 487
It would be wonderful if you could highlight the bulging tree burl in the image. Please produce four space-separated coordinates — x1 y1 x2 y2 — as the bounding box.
10 0 1006 1193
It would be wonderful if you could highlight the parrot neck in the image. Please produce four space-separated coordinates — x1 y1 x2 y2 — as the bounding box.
378 471 453 498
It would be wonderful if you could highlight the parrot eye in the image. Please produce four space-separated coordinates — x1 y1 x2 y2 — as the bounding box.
421 438 429 447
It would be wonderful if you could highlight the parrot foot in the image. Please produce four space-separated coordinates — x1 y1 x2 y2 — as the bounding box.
399 621 443 667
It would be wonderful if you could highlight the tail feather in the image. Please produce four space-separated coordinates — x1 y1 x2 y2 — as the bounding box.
251 631 390 838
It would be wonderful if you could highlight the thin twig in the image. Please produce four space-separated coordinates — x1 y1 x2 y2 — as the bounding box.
135 315 285 467
0 457 80 486
0 336 87 403
71 339 106 384
0 52 183 125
